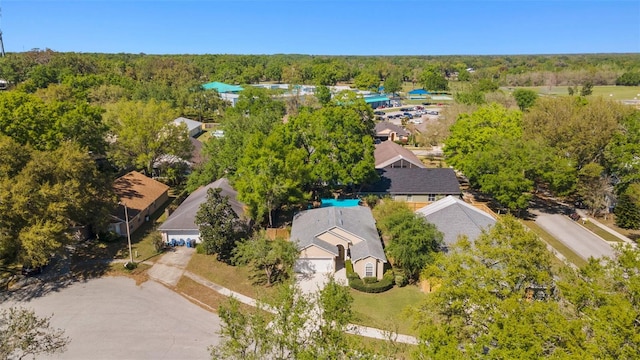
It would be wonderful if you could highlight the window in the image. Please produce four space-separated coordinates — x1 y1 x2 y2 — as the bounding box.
365 263 374 278
428 194 436 202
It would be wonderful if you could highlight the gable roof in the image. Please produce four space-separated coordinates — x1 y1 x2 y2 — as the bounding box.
416 196 496 245
173 117 203 134
374 122 409 138
362 168 461 195
290 206 386 262
158 178 244 231
113 171 169 220
202 81 244 93
374 140 425 169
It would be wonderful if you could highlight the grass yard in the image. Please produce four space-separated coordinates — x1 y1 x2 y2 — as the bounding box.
595 216 640 243
186 253 279 300
350 285 424 336
508 85 640 100
347 334 416 359
522 220 587 268
577 220 622 242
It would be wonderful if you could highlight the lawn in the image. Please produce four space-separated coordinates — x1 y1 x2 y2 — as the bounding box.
347 334 416 359
522 220 587 268
349 285 425 336
577 220 622 242
185 253 279 300
595 216 640 243
507 85 640 101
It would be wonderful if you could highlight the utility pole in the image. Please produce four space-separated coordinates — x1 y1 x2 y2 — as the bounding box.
122 202 134 265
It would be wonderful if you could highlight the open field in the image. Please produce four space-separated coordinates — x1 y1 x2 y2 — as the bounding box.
506 85 640 100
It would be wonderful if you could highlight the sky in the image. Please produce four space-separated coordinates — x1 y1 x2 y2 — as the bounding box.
2 0 639 55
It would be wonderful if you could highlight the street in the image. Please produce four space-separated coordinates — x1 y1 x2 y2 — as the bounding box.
533 210 615 260
1 277 221 359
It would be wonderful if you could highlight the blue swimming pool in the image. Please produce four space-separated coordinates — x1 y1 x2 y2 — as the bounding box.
320 198 361 207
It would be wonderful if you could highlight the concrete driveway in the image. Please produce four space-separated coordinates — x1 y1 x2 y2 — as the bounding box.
296 268 348 294
533 210 615 260
1 277 221 359
147 246 195 287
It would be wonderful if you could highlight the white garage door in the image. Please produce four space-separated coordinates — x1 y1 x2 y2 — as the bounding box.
294 259 334 274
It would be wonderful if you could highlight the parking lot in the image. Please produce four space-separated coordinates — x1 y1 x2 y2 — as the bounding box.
1 277 221 359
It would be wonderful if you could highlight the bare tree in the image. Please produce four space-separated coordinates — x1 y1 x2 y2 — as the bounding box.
0 307 69 360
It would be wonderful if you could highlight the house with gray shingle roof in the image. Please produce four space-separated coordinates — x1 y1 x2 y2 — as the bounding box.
415 196 496 250
158 178 244 244
375 140 426 169
360 167 461 205
290 206 387 280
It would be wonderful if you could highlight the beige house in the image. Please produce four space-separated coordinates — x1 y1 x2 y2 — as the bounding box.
110 171 170 235
291 206 387 280
375 140 426 169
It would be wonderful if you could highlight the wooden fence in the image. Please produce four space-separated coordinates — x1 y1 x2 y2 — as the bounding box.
265 228 290 240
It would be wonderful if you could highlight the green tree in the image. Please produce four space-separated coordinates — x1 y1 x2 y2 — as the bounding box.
233 232 298 286
576 162 608 216
383 72 402 95
0 141 115 266
614 183 640 229
605 110 640 187
353 71 379 91
195 188 246 262
287 94 377 193
210 278 366 359
379 207 443 282
234 128 308 226
419 67 449 92
0 307 70 360
616 71 640 86
416 216 568 359
315 84 331 105
580 81 594 96
104 99 192 174
512 88 538 111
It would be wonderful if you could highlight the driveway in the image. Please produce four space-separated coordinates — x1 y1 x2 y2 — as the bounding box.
1 277 221 359
296 268 348 294
147 246 195 286
533 210 615 260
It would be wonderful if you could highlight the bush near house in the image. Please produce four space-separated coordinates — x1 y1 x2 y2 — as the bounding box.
346 260 394 293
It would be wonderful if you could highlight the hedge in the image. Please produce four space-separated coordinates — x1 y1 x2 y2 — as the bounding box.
345 259 394 293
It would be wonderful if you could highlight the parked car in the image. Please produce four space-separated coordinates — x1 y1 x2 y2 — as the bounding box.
403 112 413 119
374 110 385 116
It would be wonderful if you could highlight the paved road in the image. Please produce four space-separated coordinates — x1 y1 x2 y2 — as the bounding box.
533 210 615 260
1 277 221 359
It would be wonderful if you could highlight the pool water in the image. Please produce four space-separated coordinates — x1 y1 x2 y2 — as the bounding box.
320 198 361 207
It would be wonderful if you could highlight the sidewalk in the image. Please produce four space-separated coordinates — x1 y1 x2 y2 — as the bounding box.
575 210 637 247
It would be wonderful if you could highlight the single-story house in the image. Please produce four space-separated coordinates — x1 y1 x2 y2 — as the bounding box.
290 206 387 280
374 122 410 143
157 178 244 244
173 117 203 138
110 171 170 235
359 167 461 206
202 81 244 93
415 196 496 249
364 95 391 109
375 140 425 169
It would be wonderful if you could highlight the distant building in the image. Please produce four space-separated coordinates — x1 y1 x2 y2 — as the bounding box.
173 117 203 138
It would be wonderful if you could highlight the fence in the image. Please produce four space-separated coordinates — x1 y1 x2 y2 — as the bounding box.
265 228 290 240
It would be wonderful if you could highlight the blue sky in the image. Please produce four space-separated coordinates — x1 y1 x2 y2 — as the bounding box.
3 0 639 55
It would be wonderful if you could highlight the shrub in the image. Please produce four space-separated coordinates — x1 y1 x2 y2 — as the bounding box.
349 277 394 293
345 260 359 281
149 232 165 253
363 277 378 284
195 243 205 254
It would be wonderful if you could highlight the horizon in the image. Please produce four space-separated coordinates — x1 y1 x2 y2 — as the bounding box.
3 1 639 55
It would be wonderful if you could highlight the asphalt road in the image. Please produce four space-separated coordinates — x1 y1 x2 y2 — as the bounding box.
533 211 615 260
1 277 221 360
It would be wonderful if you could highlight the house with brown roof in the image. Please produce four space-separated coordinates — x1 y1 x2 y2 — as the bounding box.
374 121 409 143
375 140 426 169
109 171 170 235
